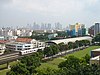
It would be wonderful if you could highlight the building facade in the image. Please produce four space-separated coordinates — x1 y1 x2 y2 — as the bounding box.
6 42 33 51
94 23 100 36
88 23 100 36
67 23 86 37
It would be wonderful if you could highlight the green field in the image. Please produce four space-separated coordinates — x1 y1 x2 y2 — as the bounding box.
0 46 100 75
0 69 9 75
37 46 100 71
65 46 100 58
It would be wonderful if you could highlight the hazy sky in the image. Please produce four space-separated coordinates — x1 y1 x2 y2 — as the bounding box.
0 0 100 28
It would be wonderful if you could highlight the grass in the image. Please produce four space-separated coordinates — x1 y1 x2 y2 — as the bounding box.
0 69 10 75
37 46 100 71
0 61 18 75
36 57 65 71
65 46 100 58
0 46 100 75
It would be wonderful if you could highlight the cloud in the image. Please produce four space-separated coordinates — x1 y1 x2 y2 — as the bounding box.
0 0 100 27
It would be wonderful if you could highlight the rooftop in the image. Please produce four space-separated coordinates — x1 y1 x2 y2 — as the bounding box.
48 36 92 44
16 38 32 43
0 40 9 44
90 55 100 60
6 42 32 45
92 48 100 51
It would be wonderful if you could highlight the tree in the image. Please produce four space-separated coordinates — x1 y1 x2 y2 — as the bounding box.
93 33 100 45
78 40 83 47
82 54 90 64
68 42 74 49
37 49 44 59
75 40 79 48
58 56 80 69
37 67 57 75
20 52 41 75
44 47 53 57
58 42 65 51
50 44 59 55
7 63 30 75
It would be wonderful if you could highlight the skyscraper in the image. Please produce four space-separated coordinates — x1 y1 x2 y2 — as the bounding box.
55 22 62 30
88 23 100 36
94 23 100 36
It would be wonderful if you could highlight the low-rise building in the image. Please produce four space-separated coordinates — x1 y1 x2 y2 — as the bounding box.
0 40 9 55
90 55 100 65
90 48 100 65
15 38 37 48
5 38 46 51
91 48 100 57
6 42 33 51
0 40 9 50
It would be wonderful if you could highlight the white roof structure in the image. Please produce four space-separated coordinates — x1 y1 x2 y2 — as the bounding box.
90 55 100 60
47 36 92 44
92 48 100 51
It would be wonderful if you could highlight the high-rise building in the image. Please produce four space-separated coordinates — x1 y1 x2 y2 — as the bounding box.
69 25 75 30
33 22 40 30
94 23 100 36
47 23 51 30
88 25 95 36
55 22 62 30
75 23 82 32
68 23 86 37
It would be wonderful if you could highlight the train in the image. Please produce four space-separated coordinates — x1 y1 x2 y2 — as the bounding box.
19 47 45 55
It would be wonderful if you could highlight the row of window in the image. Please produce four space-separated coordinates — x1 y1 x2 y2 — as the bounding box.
22 50 36 54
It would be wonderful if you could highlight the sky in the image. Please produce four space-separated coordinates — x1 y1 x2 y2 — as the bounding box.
0 0 100 28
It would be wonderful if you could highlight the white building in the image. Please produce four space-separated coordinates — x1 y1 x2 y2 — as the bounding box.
6 42 33 51
5 38 46 51
47 36 92 45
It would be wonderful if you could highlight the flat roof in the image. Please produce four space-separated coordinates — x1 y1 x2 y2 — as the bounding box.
48 36 92 44
6 42 32 45
90 55 100 60
92 48 100 51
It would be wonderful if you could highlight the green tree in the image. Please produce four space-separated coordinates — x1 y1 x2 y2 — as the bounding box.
50 44 59 55
68 42 74 49
20 52 41 75
44 47 53 57
93 33 100 45
7 63 30 75
37 67 57 75
58 56 80 69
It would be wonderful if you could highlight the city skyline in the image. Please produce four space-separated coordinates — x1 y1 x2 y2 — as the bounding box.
0 0 100 28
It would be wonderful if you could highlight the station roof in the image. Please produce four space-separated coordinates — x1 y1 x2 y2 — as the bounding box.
47 36 92 44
